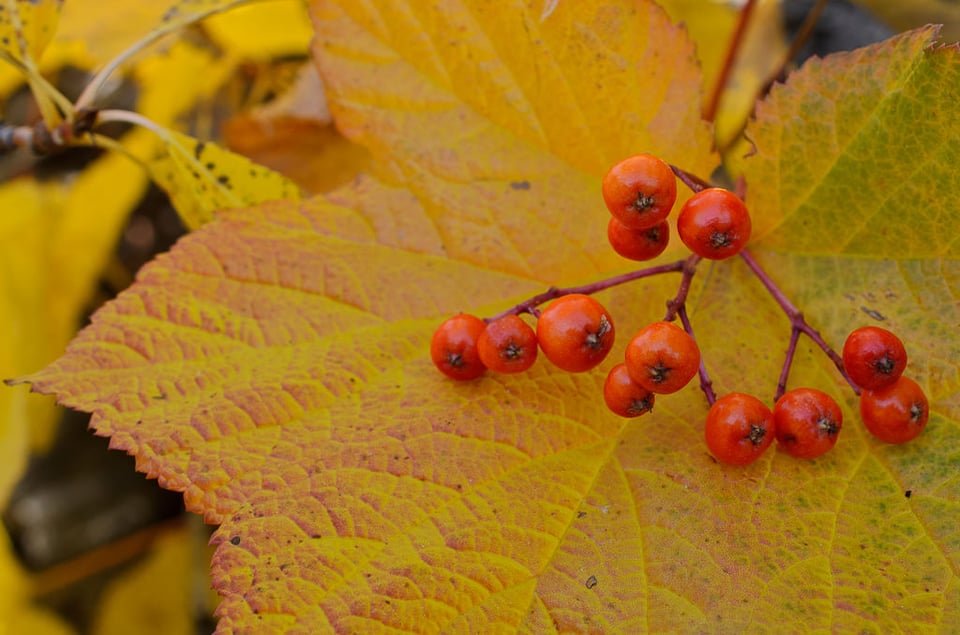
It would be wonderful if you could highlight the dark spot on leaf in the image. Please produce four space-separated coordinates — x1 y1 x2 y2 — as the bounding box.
577 511 587 519
904 490 912 498
217 175 230 186
230 536 240 546
205 162 215 170
510 180 530 190
585 575 598 589
860 306 886 321
194 141 206 159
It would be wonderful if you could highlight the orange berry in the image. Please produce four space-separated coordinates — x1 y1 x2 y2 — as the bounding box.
477 315 538 373
601 154 677 230
430 314 487 380
537 294 615 372
624 321 701 394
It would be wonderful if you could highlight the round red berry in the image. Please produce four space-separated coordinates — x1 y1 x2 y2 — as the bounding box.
601 154 677 230
676 188 751 260
430 314 487 380
477 315 538 373
704 392 775 466
842 326 907 391
607 217 670 261
603 363 655 418
537 294 615 372
773 388 843 459
859 376 929 444
624 321 701 394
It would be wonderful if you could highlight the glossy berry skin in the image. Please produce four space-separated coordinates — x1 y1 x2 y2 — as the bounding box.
773 388 843 459
859 376 929 444
624 321 701 394
537 294 615 372
842 326 907 390
607 217 670 261
705 393 775 466
601 154 677 230
676 188 751 260
430 314 487 380
477 315 538 374
603 363 655 418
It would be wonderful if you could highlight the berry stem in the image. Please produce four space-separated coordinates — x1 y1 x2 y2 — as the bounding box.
486 259 687 322
776 327 802 401
678 305 716 405
664 254 702 322
738 248 860 396
669 164 711 194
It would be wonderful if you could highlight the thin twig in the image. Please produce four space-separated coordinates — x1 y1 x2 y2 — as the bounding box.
669 164 711 194
738 249 859 395
678 305 716 405
664 254 702 321
703 0 758 123
485 259 687 322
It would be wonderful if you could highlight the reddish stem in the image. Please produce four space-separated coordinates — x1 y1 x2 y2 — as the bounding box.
738 249 860 396
703 0 758 123
776 328 802 401
485 259 687 322
664 254 701 322
669 164 711 194
678 305 716 405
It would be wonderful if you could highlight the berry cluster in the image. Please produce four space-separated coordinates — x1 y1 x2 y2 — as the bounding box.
431 154 929 466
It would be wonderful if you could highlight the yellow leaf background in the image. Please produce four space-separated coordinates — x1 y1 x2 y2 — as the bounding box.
10 0 960 633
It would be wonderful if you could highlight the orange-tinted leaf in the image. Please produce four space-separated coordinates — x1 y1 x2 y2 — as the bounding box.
311 0 716 282
223 115 371 193
222 64 370 193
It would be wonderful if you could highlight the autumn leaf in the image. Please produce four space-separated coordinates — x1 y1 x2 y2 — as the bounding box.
15 4 960 635
148 131 303 230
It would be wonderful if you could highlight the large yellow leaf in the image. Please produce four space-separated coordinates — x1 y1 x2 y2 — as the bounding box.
17 5 960 635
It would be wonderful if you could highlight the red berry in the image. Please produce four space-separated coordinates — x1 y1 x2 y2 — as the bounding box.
601 154 677 230
859 376 929 444
477 315 538 374
773 388 843 459
537 294 615 372
624 321 700 394
603 363 655 418
704 393 775 466
607 217 670 261
676 188 751 260
842 326 907 390
430 314 487 380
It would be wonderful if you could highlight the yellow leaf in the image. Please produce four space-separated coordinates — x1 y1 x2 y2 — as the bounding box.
89 524 198 635
204 0 312 60
0 125 153 455
0 0 62 63
853 0 960 43
149 131 303 229
0 529 74 635
23 4 960 635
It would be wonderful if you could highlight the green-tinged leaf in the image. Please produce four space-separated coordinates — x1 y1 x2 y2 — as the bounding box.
150 131 303 229
742 26 960 258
